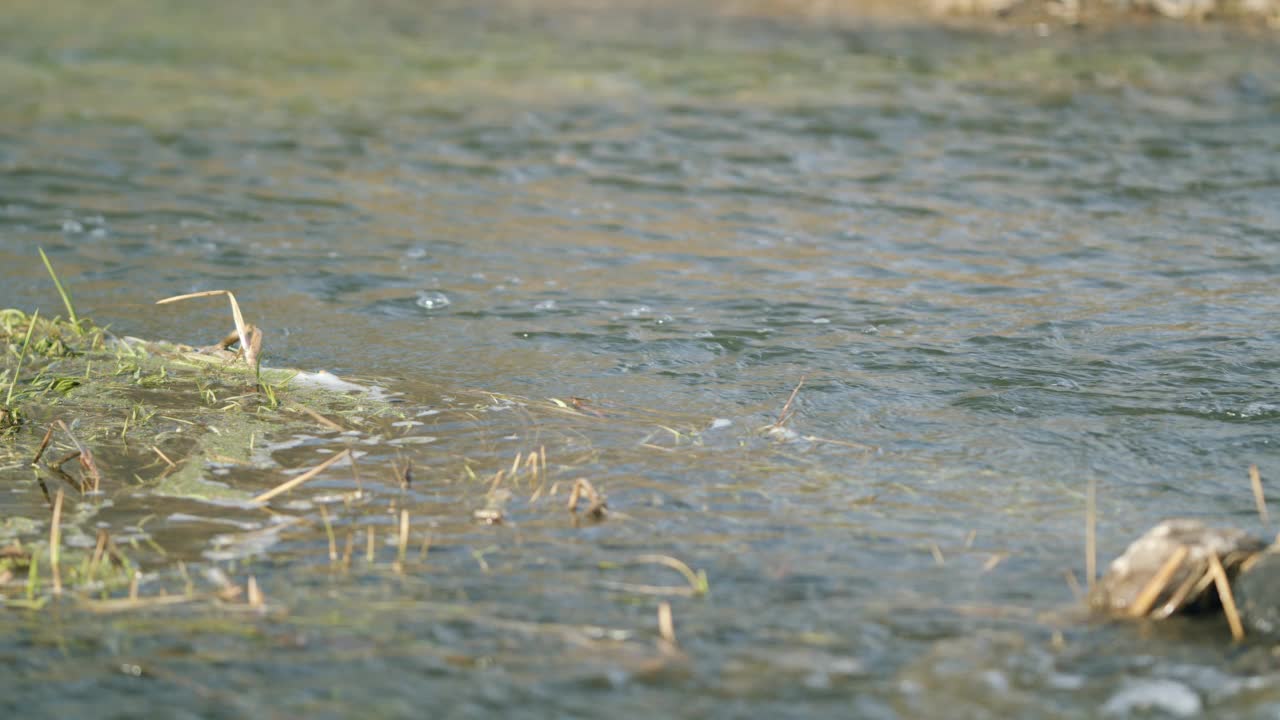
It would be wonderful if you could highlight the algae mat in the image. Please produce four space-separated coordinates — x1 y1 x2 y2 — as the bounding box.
1 269 718 623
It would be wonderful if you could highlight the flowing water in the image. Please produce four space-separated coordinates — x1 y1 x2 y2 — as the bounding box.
2 1 1280 716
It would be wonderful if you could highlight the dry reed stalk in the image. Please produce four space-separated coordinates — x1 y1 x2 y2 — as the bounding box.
393 458 412 490
525 452 539 488
930 543 945 566
396 510 410 572
57 420 102 492
320 505 337 562
251 449 351 505
50 489 63 595
83 594 196 613
155 289 258 368
30 424 54 466
247 576 264 609
773 375 807 428
597 581 702 597
1127 545 1190 618
151 446 177 468
341 530 354 570
1086 477 1097 593
128 570 140 601
1207 553 1245 641
1156 565 1208 619
658 601 677 646
87 529 108 582
349 452 363 496
290 403 344 431
566 478 607 519
631 555 709 595
487 469 506 495
1063 569 1084 601
366 526 376 564
1250 465 1269 527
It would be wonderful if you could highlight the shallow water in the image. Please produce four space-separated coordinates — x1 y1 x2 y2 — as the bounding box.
3 1 1280 716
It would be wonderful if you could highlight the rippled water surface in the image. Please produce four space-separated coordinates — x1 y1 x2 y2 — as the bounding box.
3 1 1280 716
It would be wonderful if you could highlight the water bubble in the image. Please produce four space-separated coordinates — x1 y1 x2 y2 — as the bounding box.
61 219 84 233
415 291 451 311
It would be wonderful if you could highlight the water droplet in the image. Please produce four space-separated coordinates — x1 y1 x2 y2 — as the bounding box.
415 291 451 311
61 219 84 233
534 299 558 311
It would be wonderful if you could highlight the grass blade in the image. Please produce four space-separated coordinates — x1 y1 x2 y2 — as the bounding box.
38 248 78 327
5 309 37 407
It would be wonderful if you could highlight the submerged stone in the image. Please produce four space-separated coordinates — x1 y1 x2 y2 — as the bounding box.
1091 519 1266 618
1232 550 1280 636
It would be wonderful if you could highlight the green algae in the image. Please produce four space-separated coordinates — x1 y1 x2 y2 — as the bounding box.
0 267 410 606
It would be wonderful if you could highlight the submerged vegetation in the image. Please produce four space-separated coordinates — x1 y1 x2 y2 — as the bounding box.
1 253 714 649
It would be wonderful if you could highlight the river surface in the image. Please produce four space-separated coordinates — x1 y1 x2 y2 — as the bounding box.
2 1 1280 717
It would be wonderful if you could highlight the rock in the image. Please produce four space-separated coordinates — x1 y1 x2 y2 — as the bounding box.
1091 519 1266 618
1231 550 1280 635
